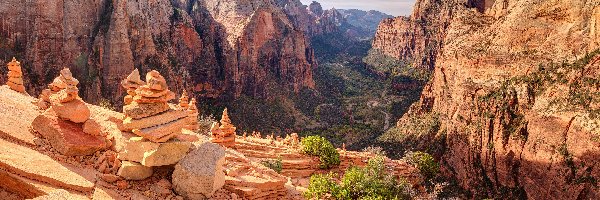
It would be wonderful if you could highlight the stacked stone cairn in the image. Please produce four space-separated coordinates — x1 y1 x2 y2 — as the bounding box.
5 57 25 93
117 70 193 180
177 90 200 132
32 68 110 156
210 108 237 147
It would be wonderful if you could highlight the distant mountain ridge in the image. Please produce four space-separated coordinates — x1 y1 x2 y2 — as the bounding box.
338 9 394 37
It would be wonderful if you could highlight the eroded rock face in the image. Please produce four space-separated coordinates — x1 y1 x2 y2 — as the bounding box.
0 0 316 105
371 0 461 71
390 0 600 198
172 142 226 199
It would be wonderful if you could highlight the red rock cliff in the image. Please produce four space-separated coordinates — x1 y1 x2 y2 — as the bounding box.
0 0 316 106
389 0 600 198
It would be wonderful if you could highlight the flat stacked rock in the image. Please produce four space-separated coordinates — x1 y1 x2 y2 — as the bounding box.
32 68 109 156
5 57 25 93
117 70 192 180
122 70 187 143
210 108 236 147
121 69 145 105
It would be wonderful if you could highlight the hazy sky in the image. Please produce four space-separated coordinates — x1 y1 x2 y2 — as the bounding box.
299 0 415 16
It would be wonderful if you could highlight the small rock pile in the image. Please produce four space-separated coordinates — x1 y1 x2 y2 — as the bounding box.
32 68 110 156
5 57 25 93
117 69 195 181
210 108 237 147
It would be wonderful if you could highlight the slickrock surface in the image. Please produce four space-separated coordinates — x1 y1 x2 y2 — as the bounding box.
0 86 38 145
0 138 95 193
224 149 289 200
5 58 25 93
172 142 226 199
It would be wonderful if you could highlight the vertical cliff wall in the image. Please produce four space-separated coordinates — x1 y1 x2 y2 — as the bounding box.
0 0 316 106
386 0 600 198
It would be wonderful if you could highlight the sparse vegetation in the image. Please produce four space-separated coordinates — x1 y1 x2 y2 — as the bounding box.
261 157 283 173
304 156 413 200
301 136 341 169
404 151 439 181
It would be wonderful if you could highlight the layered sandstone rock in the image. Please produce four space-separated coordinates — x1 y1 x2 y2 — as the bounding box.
387 0 600 198
0 0 316 104
184 98 200 132
122 70 185 143
5 58 25 93
210 108 237 147
371 0 460 70
172 142 226 199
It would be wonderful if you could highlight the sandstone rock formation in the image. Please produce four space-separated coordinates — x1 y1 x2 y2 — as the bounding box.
32 68 108 156
5 57 25 93
117 161 153 181
0 0 317 105
184 98 200 132
385 0 600 198
172 142 226 199
371 0 458 71
210 108 237 147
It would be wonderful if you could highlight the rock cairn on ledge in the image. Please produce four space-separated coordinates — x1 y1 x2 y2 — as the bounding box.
121 70 184 142
32 68 109 156
210 108 237 147
121 69 145 105
5 57 25 93
118 70 193 180
185 98 200 131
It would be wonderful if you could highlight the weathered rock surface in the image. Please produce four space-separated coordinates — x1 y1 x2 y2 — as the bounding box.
118 137 191 167
371 0 458 71
32 111 108 156
172 142 226 199
0 0 317 104
117 161 153 181
0 138 95 193
210 108 237 147
0 86 39 145
386 0 600 198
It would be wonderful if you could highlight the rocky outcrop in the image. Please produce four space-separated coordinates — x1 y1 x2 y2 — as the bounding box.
388 0 600 198
371 0 462 70
0 0 316 105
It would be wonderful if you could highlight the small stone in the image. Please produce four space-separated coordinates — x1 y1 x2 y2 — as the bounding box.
83 119 104 136
117 161 153 180
51 99 91 123
116 180 129 190
118 137 191 167
99 174 121 183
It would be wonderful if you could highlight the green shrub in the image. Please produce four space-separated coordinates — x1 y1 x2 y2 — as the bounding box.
304 156 413 200
301 136 341 169
404 151 440 180
260 157 283 173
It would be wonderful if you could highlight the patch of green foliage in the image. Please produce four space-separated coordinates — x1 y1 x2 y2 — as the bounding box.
404 151 440 181
260 157 283 173
378 113 440 144
301 136 341 169
304 156 413 200
363 49 431 81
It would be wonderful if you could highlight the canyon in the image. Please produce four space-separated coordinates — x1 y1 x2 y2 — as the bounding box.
376 0 600 198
